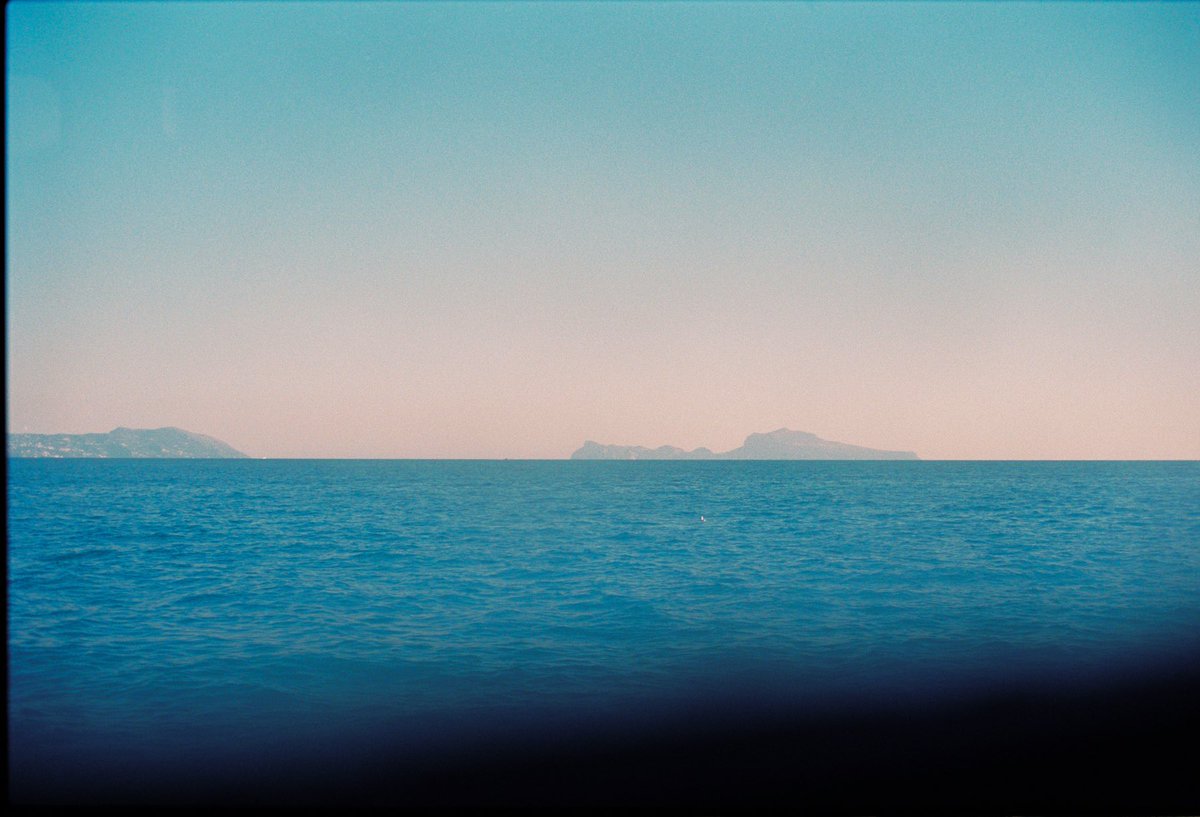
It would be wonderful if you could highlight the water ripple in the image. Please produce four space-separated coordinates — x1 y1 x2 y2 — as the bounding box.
8 460 1199 781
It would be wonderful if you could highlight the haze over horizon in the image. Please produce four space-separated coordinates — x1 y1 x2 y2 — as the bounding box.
7 2 1199 460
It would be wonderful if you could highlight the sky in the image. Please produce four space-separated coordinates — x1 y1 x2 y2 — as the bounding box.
6 1 1199 459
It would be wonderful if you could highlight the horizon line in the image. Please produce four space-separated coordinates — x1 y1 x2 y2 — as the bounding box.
8 456 1199 463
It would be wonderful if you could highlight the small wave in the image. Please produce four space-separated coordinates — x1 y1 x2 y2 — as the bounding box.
163 589 236 607
44 548 118 563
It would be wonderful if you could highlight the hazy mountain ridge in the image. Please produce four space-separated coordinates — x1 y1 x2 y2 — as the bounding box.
8 427 248 459
572 428 918 460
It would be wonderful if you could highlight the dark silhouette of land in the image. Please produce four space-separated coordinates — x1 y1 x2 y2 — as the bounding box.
7 427 246 458
573 428 919 460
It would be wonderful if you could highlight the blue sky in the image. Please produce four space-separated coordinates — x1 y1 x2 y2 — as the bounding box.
7 1 1199 458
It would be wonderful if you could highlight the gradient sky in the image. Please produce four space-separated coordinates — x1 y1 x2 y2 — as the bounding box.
7 1 1199 458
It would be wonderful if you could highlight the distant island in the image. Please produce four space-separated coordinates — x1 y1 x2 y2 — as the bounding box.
571 428 919 460
7 427 248 459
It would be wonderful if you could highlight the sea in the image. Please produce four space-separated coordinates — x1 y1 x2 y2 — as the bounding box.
7 459 1200 807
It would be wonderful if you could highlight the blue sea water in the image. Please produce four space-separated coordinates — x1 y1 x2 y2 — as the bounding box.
7 460 1200 800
